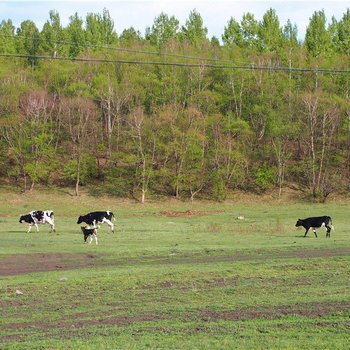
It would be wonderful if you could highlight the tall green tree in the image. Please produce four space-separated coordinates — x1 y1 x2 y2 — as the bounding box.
41 10 65 57
241 12 258 48
120 27 143 45
0 19 16 54
335 9 350 55
283 19 298 47
145 12 180 47
85 9 117 48
16 20 40 66
222 17 244 47
65 12 85 58
258 8 283 52
305 10 331 58
181 9 208 46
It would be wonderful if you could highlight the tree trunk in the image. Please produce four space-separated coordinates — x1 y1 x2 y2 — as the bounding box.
75 155 81 196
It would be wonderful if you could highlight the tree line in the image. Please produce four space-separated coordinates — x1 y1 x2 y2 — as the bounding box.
0 8 349 202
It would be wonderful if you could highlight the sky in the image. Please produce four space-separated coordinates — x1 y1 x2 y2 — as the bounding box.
0 1 349 41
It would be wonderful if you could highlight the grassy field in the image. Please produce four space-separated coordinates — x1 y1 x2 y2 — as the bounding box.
0 189 349 349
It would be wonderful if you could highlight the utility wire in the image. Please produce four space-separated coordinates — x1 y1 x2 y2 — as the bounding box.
0 53 349 75
0 33 240 65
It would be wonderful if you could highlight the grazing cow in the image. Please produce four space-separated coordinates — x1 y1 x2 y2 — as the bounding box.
81 226 98 245
19 210 55 233
77 211 114 232
295 216 334 238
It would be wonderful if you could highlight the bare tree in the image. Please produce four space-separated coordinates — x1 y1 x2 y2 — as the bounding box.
60 97 97 196
1 116 29 191
127 106 156 204
96 83 131 158
302 93 341 199
19 90 57 190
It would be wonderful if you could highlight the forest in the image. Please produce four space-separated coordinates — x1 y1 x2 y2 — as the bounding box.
0 7 349 202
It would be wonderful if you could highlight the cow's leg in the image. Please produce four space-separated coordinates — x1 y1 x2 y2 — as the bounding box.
89 235 93 244
46 218 56 232
27 224 33 233
34 223 39 232
304 228 309 237
326 225 331 238
94 233 98 245
103 218 114 232
312 228 317 238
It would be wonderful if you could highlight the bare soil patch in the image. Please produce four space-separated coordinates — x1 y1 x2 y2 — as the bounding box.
1 248 349 277
201 301 350 321
0 253 100 276
2 300 348 339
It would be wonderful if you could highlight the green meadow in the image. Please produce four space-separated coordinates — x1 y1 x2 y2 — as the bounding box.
0 190 349 349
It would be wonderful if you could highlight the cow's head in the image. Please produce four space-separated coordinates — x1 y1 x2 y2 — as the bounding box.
19 215 25 223
77 216 84 224
295 219 302 227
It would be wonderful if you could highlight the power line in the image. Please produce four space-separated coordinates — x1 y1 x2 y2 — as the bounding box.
0 33 241 65
0 53 349 75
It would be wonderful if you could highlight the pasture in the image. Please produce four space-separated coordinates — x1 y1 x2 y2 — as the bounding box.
0 190 349 349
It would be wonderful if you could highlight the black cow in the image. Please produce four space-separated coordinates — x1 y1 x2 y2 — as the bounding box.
19 210 55 233
295 216 334 238
81 226 98 245
77 211 114 232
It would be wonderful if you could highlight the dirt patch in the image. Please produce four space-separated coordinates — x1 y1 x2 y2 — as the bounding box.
3 313 165 333
1 248 350 277
2 300 348 338
160 210 224 217
201 300 350 322
0 253 100 277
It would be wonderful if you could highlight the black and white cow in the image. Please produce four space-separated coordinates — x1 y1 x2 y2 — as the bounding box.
77 211 114 232
19 210 55 233
295 216 334 238
81 226 98 245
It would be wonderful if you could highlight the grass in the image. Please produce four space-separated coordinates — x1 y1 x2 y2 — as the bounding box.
0 189 349 349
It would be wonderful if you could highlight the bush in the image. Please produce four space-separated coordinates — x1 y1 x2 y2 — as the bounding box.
253 164 275 193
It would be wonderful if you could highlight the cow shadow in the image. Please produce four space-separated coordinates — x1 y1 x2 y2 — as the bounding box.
294 235 311 238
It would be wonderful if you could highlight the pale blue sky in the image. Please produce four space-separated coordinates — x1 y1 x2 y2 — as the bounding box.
1 1 349 41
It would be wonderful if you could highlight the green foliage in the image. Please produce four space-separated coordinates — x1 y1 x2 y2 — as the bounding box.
16 20 40 66
145 12 180 47
334 9 350 55
305 10 332 58
181 9 208 46
40 10 66 57
63 155 97 185
253 163 275 192
222 18 243 47
0 19 17 53
65 12 85 58
0 8 349 200
85 8 117 47
258 8 283 52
